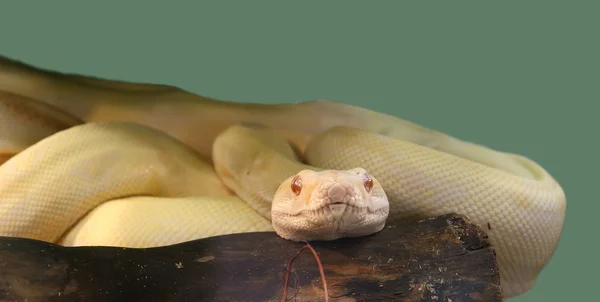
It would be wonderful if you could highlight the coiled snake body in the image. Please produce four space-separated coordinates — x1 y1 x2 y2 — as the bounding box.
0 57 566 298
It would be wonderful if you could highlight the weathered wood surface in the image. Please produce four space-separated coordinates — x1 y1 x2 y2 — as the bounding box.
0 213 502 301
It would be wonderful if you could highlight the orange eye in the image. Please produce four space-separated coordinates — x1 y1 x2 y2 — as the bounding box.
363 173 373 193
291 175 303 195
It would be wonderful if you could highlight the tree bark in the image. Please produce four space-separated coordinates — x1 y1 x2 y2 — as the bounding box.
0 213 503 301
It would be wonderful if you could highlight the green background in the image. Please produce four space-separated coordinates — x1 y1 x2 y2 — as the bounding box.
1 2 596 301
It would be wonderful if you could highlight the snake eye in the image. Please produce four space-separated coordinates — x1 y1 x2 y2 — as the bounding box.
363 173 373 193
291 175 303 195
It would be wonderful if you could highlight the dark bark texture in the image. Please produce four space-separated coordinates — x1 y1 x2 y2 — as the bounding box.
0 213 502 301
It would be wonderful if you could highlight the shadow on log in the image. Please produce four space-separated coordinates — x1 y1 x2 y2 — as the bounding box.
0 213 502 301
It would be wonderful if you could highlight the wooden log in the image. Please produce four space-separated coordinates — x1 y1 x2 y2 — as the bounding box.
0 213 502 301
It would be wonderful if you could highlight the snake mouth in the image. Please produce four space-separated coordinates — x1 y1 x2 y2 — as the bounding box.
317 201 371 212
323 201 356 211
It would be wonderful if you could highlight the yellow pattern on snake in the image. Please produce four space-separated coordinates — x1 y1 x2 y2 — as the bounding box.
0 56 566 298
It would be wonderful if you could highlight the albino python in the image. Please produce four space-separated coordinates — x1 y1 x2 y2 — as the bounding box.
0 56 566 298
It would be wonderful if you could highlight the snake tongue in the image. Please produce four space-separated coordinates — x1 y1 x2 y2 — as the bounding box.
328 204 347 221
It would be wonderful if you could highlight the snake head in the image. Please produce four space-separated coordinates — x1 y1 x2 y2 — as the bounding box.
271 168 390 242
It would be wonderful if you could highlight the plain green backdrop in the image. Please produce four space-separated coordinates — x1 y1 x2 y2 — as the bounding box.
0 2 596 301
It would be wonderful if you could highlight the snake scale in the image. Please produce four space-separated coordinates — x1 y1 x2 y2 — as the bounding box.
0 56 566 298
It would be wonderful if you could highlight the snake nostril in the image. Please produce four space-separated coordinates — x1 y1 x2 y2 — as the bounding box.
327 184 346 203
